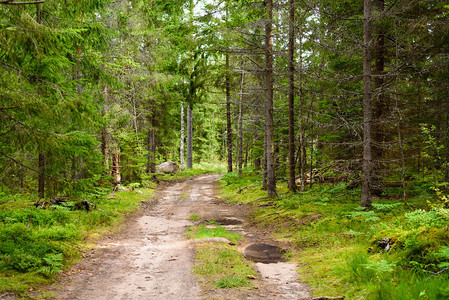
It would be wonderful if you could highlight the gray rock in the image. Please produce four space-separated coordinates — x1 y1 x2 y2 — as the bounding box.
156 161 180 174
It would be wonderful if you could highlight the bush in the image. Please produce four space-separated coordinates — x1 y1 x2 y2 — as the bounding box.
405 208 449 228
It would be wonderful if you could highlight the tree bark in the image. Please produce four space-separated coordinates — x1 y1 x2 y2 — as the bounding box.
372 0 385 196
446 62 449 182
37 6 45 199
187 103 193 169
265 0 276 197
297 20 305 192
147 99 156 173
263 128 268 190
238 60 245 176
38 151 45 199
112 152 120 185
180 101 185 171
101 85 109 174
362 0 373 207
226 54 233 173
288 0 296 193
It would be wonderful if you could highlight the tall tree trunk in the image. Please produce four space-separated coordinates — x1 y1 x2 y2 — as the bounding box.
226 54 233 173
263 127 268 190
235 127 239 172
38 151 45 199
265 0 276 197
112 152 120 185
288 0 296 193
187 103 193 169
238 61 245 176
101 85 109 174
36 5 45 199
446 62 449 182
244 140 249 168
372 0 385 196
147 100 156 173
180 101 185 171
362 0 373 208
297 20 305 192
149 128 156 173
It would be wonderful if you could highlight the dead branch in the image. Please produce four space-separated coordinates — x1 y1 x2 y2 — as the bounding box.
0 0 45 4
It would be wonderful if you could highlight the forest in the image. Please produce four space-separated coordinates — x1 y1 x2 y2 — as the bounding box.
1 0 449 298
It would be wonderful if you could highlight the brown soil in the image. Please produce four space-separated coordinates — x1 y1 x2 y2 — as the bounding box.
49 174 310 299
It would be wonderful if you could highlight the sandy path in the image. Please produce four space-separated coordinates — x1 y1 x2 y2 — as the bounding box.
53 174 310 300
55 177 204 299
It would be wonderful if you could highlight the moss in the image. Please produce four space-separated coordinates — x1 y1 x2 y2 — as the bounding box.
219 169 449 299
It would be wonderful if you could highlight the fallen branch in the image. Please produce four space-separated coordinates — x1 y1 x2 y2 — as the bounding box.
313 296 345 300
423 267 449 280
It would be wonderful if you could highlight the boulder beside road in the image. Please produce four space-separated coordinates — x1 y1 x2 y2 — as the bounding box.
156 161 180 174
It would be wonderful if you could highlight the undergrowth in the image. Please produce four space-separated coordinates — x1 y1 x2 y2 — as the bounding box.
219 170 449 299
0 187 154 296
0 164 224 297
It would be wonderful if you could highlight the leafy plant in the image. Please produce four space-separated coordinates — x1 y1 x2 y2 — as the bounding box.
435 246 449 268
371 202 402 212
348 210 380 222
363 259 396 275
405 208 449 228
38 253 64 277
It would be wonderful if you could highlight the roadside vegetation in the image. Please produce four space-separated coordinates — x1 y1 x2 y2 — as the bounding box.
0 187 154 297
0 164 223 298
220 170 449 299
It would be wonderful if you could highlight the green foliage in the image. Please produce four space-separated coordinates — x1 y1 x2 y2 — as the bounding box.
435 246 449 268
347 209 380 222
371 202 402 212
0 187 154 295
405 208 449 228
38 253 64 277
220 172 449 299
368 272 449 300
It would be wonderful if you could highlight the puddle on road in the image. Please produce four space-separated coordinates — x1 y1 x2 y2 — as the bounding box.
243 243 286 263
213 217 243 225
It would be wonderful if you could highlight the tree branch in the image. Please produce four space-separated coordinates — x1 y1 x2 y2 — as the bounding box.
0 0 45 5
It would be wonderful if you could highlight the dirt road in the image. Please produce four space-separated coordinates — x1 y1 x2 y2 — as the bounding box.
53 174 310 299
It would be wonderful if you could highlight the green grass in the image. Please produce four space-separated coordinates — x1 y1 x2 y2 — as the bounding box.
0 187 155 297
157 162 226 181
189 213 202 221
187 224 243 244
219 170 449 299
193 243 256 289
187 222 255 289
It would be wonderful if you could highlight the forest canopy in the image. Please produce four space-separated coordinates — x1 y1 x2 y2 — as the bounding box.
1 0 449 206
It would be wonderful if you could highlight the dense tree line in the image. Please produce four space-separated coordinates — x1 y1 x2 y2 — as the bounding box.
1 0 449 205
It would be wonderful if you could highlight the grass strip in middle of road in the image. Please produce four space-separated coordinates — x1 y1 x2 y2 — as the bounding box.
187 223 256 289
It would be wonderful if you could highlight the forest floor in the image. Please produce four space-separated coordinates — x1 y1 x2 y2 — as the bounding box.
48 174 310 299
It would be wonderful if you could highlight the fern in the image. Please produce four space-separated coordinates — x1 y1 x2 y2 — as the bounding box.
437 246 449 268
38 253 64 277
371 202 402 212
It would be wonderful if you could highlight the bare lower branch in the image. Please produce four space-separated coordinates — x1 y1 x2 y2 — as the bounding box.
0 0 45 4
